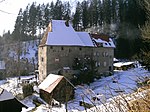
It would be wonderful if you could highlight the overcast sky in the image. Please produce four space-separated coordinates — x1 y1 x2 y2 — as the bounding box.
0 0 75 36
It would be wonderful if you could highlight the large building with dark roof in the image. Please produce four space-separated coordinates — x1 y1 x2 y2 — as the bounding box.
38 20 115 81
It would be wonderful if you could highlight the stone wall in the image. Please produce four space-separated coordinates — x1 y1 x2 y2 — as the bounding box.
38 45 47 81
38 45 114 81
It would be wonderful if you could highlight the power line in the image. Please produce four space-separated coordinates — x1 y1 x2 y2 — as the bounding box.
0 0 5 3
0 0 17 15
0 9 15 15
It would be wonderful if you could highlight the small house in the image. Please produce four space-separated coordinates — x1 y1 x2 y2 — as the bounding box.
0 87 27 112
38 74 74 104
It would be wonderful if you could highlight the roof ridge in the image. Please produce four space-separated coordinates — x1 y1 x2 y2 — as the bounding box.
45 76 64 93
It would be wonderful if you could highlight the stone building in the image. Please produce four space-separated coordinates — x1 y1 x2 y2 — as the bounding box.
38 20 115 81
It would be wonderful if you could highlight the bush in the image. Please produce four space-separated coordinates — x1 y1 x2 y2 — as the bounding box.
22 83 33 97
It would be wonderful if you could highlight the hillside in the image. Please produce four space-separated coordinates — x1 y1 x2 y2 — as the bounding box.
0 39 39 78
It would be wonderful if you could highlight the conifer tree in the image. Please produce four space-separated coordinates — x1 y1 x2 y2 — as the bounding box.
140 0 150 70
63 2 71 20
54 0 64 19
37 4 44 36
72 2 82 30
44 3 50 27
28 2 38 39
81 0 89 29
12 8 23 40
22 5 29 40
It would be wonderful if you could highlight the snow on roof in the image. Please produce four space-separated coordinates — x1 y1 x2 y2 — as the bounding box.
113 62 135 67
93 38 115 48
38 74 64 93
63 67 70 70
77 32 94 47
113 58 119 62
0 88 14 101
46 20 92 46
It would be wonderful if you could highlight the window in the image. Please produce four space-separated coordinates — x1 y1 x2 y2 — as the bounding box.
105 52 108 57
102 52 105 57
61 47 64 50
69 49 71 52
41 57 44 62
79 47 82 51
104 62 107 67
55 58 59 62
109 66 112 71
97 52 99 56
95 62 98 67
102 52 108 57
98 62 101 67
50 46 53 49
96 62 100 67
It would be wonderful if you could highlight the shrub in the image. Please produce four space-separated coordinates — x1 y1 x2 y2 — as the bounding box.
22 83 33 97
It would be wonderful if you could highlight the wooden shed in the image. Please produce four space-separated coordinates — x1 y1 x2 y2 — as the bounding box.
0 88 27 112
38 74 74 104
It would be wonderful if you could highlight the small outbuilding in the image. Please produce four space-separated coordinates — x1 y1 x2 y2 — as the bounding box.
0 87 27 112
38 74 74 104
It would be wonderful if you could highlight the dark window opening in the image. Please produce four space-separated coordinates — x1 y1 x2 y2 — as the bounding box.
50 46 53 49
79 47 82 51
41 57 44 62
109 66 112 71
61 47 64 50
69 49 71 52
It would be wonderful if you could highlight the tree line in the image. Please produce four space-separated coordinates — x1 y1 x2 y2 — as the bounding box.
1 0 148 60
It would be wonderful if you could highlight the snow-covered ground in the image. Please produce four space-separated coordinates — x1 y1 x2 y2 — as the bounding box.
67 67 150 111
8 40 39 64
0 64 149 112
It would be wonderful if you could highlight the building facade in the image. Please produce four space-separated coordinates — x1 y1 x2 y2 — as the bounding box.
38 20 115 81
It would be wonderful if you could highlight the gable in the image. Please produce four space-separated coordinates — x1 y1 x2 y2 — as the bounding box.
38 74 64 93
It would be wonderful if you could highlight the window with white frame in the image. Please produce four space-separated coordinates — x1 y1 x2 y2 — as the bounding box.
104 62 107 67
98 62 101 67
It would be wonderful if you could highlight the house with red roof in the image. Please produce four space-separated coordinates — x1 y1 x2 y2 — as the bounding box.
38 20 115 81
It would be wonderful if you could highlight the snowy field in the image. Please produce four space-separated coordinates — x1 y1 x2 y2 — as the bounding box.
0 65 149 112
67 67 150 111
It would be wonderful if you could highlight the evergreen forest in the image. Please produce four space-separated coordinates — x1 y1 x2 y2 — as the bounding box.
0 0 149 65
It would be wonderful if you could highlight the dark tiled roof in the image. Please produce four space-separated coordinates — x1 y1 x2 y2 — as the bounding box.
90 33 109 42
0 88 14 101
